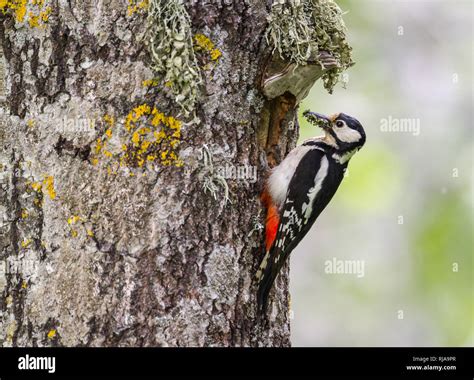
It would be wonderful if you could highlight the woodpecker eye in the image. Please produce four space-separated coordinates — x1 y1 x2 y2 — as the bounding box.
336 120 345 128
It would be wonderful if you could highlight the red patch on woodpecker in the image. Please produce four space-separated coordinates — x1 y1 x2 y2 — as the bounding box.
261 188 280 251
265 204 279 251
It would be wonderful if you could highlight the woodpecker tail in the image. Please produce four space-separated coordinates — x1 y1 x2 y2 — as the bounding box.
256 250 279 316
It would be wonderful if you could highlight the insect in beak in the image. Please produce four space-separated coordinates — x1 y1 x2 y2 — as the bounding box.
302 110 332 130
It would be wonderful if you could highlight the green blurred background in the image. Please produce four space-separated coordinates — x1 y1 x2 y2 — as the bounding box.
291 0 473 346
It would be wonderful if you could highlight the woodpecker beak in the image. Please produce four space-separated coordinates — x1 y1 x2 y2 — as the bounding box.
303 111 332 130
311 112 331 123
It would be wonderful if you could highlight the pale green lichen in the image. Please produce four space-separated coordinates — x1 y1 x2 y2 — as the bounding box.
199 145 231 206
147 0 201 116
266 0 354 93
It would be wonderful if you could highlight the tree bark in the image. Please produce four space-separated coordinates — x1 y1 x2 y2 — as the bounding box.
0 0 339 347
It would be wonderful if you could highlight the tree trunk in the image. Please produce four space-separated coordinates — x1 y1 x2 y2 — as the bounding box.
0 0 349 347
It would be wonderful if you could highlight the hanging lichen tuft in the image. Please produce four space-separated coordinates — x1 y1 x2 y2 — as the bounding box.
265 0 354 93
147 0 201 116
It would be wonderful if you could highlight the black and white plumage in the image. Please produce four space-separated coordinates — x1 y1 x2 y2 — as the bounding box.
257 111 366 315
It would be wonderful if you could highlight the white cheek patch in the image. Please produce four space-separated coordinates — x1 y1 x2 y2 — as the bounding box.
334 126 361 143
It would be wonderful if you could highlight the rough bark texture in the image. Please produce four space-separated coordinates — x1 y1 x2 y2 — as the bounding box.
0 0 328 347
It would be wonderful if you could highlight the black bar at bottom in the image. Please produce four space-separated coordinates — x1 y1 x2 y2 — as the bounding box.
0 347 472 378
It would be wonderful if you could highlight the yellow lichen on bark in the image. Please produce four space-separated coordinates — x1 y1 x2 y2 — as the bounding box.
194 34 222 62
43 175 56 200
127 0 147 16
0 0 51 28
91 106 183 169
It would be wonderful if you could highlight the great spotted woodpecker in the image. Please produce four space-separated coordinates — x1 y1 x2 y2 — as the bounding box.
257 111 366 315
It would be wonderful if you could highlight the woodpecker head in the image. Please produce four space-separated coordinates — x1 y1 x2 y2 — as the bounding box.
303 111 366 153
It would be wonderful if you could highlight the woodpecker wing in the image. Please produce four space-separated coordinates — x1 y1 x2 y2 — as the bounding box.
257 148 344 314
